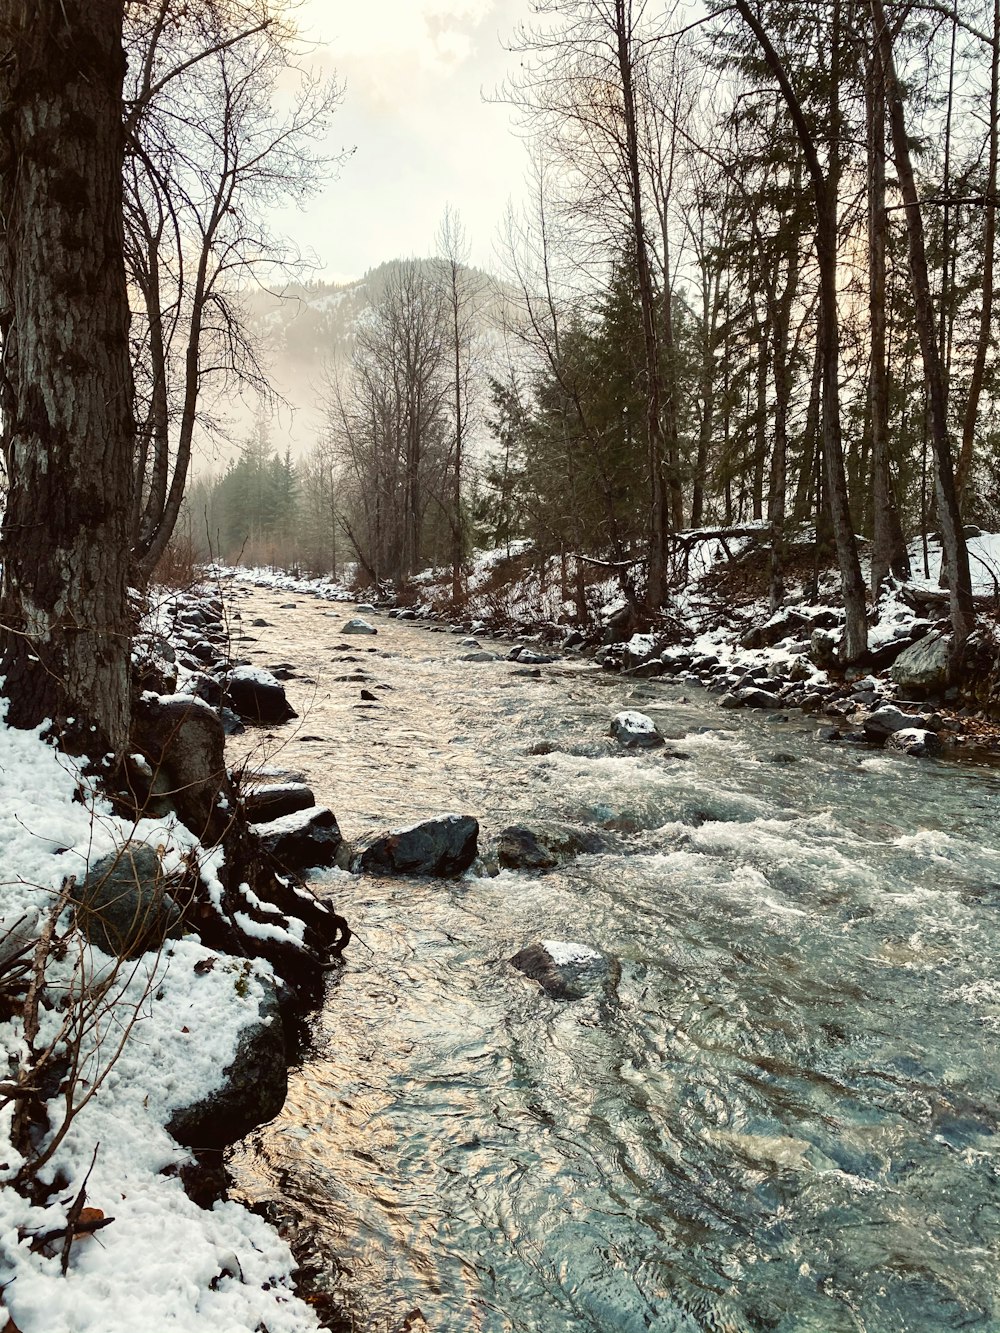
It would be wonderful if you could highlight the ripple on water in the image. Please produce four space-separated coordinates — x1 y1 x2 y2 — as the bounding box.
226 586 1000 1333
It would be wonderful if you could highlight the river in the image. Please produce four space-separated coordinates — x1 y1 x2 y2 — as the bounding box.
225 585 1000 1333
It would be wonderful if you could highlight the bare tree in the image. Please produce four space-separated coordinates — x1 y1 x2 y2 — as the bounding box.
124 0 343 587
434 207 486 601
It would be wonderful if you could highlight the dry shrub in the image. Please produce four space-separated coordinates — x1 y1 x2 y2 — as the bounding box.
152 535 205 590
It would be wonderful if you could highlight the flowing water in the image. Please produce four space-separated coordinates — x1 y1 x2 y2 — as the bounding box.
225 586 1000 1333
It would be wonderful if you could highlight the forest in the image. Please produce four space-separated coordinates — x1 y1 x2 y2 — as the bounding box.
2 0 1000 744
179 0 1000 677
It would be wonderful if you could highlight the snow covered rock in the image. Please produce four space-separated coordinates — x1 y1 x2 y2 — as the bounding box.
225 665 298 724
890 630 952 695
243 781 316 824
740 608 810 649
166 974 287 1151
76 844 183 959
610 710 665 748
510 939 620 1002
132 693 228 835
862 704 919 741
885 727 943 758
352 814 479 877
512 648 557 665
341 617 377 635
255 806 343 873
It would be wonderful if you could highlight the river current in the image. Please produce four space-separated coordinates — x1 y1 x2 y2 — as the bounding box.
225 585 1000 1333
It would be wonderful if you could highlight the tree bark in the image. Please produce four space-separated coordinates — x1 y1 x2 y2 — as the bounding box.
865 49 909 595
614 0 669 609
956 0 999 501
734 0 868 661
871 0 974 646
0 0 135 755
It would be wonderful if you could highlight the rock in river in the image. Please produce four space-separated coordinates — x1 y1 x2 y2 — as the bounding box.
226 665 297 724
510 939 619 1002
167 975 286 1151
353 814 479 877
342 617 378 635
610 710 665 748
256 807 343 872
885 727 943 759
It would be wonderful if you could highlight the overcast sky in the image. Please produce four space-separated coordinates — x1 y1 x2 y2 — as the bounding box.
271 0 532 283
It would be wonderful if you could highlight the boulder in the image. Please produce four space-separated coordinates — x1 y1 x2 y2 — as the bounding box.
495 823 607 872
341 618 377 635
255 807 343 873
610 710 665 748
510 939 619 1002
497 827 558 871
132 693 229 834
226 666 298 724
862 704 919 741
352 814 479 877
885 727 943 759
167 976 286 1151
515 649 557 665
460 651 499 662
890 631 952 695
810 628 839 670
75 844 183 959
243 782 316 824
720 687 782 710
740 608 809 650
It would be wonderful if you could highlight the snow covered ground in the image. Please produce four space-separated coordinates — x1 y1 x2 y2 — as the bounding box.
0 718 320 1329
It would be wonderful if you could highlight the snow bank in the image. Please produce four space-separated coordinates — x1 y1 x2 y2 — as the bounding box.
0 703 319 1333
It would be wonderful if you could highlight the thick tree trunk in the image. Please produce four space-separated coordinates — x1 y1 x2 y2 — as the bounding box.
0 0 134 755
871 0 974 647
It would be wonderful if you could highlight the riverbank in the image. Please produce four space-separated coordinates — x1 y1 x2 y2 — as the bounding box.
228 524 1000 763
0 585 350 1333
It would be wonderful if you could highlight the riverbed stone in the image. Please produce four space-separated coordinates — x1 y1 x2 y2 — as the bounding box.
243 782 316 824
341 617 378 635
862 704 920 741
510 939 619 1002
352 814 479 877
132 692 229 834
890 630 952 695
167 976 286 1151
885 727 943 758
610 710 665 748
256 807 343 872
226 666 298 724
495 823 608 873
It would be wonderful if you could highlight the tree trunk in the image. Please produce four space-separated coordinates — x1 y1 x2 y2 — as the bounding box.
956 0 999 501
614 0 669 609
735 0 867 661
0 0 135 756
866 50 909 595
871 0 974 647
